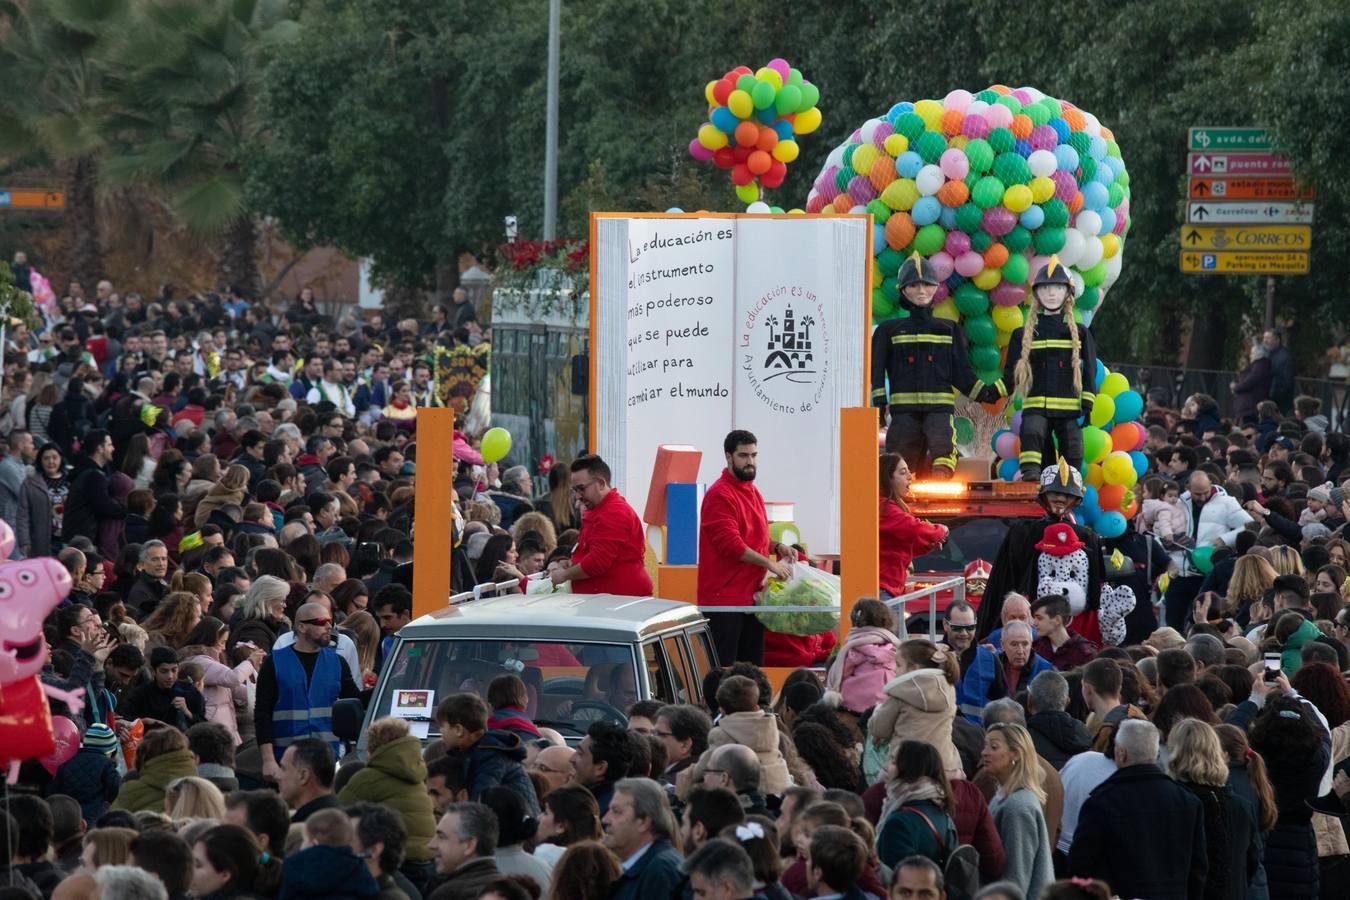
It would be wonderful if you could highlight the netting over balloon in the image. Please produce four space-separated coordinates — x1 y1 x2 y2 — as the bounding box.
807 86 1129 391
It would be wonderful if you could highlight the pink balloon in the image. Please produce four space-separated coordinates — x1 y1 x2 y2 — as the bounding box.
991 281 1028 307
1030 125 1059 151
688 140 713 161
1012 89 1034 105
985 104 1014 129
995 431 1018 459
928 251 955 281
932 283 950 304
1113 200 1130 234
768 58 791 80
1051 170 1078 202
943 89 974 112
40 715 80 775
983 207 1016 237
817 167 841 200
871 120 894 149
939 148 969 181
1028 255 1050 277
945 231 972 256
955 251 985 278
1132 422 1148 451
850 128 863 143
847 175 877 206
961 114 990 139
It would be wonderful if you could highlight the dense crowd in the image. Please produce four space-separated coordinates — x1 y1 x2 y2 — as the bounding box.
0 262 1348 900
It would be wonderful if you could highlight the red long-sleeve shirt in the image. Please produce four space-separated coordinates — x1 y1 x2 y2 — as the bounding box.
697 469 770 606
878 497 947 595
570 489 653 596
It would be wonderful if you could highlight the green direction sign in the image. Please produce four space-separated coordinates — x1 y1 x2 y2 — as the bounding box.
1188 127 1274 152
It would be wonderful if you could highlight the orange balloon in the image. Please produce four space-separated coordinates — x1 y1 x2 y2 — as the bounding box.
989 84 1011 95
940 109 965 137
832 196 853 214
937 180 969 208
1110 423 1137 452
1010 114 1033 140
885 212 916 250
1121 492 1139 519
983 243 1009 269
1100 126 1115 141
1062 108 1087 131
734 121 759 147
869 156 897 193
755 127 778 152
1098 483 1126 511
979 399 1009 416
747 150 772 175
1068 192 1084 214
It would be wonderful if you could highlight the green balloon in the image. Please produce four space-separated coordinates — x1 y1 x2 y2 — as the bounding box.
878 248 904 276
1107 183 1125 208
872 290 896 319
916 131 947 163
1082 425 1107 463
955 284 989 316
1081 259 1108 287
1068 132 1092 155
1119 171 1131 188
965 314 997 346
913 224 946 255
1026 104 1051 127
975 89 1000 103
1001 253 1030 284
971 230 993 253
798 82 820 112
1106 139 1121 160
866 199 891 224
788 68 803 86
970 345 1001 373
972 176 1006 209
1191 545 1215 575
751 80 776 110
994 95 1022 114
1033 227 1067 255
736 74 756 92
775 84 802 116
964 139 994 173
1039 97 1062 117
834 168 852 193
1071 307 1083 324
1077 286 1101 311
988 127 1016 154
993 152 1030 185
1077 157 1097 185
895 112 926 140
955 203 984 234
1041 199 1069 228
1003 225 1032 253
954 416 977 445
881 276 899 300
842 144 857 167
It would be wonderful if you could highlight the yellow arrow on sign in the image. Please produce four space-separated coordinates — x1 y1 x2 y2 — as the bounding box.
1179 250 1309 275
1178 225 1311 251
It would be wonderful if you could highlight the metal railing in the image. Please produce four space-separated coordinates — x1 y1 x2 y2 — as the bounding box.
880 576 968 644
1107 362 1350 431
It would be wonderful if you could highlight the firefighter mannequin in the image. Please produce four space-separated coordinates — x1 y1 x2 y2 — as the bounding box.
871 253 1001 478
1004 256 1099 481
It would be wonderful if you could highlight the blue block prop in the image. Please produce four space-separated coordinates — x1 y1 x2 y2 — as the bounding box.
666 482 704 565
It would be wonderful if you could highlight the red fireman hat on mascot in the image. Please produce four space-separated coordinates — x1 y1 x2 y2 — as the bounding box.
1035 522 1086 556
963 559 992 596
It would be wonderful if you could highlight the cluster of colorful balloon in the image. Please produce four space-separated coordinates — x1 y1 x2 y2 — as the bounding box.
990 364 1148 539
807 86 1128 389
690 59 823 208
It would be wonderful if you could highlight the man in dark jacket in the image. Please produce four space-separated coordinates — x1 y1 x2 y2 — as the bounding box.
1263 328 1295 413
349 802 414 900
428 803 500 900
62 429 126 545
603 779 685 900
126 540 171 616
9 795 64 898
1025 670 1091 771
571 721 634 816
435 693 540 815
117 646 205 733
1070 720 1207 899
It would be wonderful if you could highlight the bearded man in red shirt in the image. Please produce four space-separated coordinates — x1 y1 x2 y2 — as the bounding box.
549 454 653 596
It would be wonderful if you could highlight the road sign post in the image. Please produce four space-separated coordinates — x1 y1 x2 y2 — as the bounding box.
0 189 64 210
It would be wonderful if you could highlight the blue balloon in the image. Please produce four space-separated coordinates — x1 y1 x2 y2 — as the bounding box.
1014 139 1034 158
1081 309 1095 327
946 272 967 290
711 107 738 133
1095 511 1128 539
1089 135 1108 160
1129 450 1149 478
888 101 915 121
1054 144 1079 172
1098 208 1117 234
1113 389 1143 422
911 196 941 226
873 225 887 252
666 207 684 213
991 428 1011 453
1019 205 1045 230
1080 484 1102 523
754 105 777 124
938 205 959 229
774 120 795 141
896 151 924 179
1094 162 1114 185
1082 182 1109 210
998 458 1019 482
1048 118 1071 142
1094 359 1107 390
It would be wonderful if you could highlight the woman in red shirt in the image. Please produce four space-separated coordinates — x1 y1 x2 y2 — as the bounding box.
879 452 948 598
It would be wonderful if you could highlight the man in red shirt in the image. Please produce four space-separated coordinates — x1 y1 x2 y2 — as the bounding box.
549 454 653 596
697 430 795 666
1030 594 1099 670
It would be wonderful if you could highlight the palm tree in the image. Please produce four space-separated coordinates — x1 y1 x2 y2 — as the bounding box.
0 0 132 288
100 0 298 295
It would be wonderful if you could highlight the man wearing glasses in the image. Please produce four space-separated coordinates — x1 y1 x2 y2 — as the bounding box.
940 599 979 676
548 454 653 597
257 601 360 784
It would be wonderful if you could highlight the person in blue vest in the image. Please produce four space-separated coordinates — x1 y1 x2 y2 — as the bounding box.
956 620 1052 723
257 601 360 783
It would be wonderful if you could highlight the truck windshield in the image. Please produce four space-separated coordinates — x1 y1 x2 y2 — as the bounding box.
375 638 636 736
910 515 1019 571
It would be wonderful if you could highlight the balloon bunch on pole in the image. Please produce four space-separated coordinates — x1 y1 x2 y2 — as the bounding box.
807 86 1128 392
990 362 1147 537
689 58 822 213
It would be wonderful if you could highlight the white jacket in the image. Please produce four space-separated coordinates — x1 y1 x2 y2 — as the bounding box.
1171 486 1252 576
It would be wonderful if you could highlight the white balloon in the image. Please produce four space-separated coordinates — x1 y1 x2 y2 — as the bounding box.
1081 309 1095 327
1027 149 1057 178
1070 270 1086 297
746 201 771 214
1079 236 1105 269
1059 229 1086 267
850 204 867 214
826 144 846 168
915 165 945 196
1076 210 1103 238
966 100 990 117
1019 86 1046 102
860 118 882 144
1103 253 1124 288
1083 112 1102 136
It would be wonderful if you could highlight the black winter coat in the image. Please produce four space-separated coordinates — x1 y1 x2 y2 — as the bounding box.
48 747 122 823
871 304 986 413
1027 710 1091 770
62 456 125 544
1181 780 1260 900
1002 311 1098 419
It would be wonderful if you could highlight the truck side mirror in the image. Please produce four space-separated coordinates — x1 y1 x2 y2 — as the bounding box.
333 698 364 744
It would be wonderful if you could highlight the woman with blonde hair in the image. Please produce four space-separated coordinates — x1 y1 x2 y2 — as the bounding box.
1168 719 1260 900
78 827 139 872
1225 555 1278 626
982 722 1054 900
228 574 291 654
171 570 214 616
142 591 203 649
165 776 227 821
511 510 558 555
339 610 381 686
1267 544 1305 578
868 639 962 778
193 464 251 528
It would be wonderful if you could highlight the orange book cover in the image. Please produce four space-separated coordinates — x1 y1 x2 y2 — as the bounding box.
643 445 701 526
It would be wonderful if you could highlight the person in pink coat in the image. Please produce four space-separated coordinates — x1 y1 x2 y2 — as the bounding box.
824 599 903 714
179 616 264 744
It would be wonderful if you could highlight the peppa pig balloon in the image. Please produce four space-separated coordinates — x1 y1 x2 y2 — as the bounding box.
0 520 79 782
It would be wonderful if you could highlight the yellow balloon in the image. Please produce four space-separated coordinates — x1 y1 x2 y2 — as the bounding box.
1101 233 1121 259
727 90 753 119
883 133 909 157
735 183 759 204
852 144 880 174
1003 184 1033 213
914 99 943 131
948 135 970 150
992 305 1024 332
996 329 1012 348
1102 452 1136 486
1029 176 1056 204
880 179 920 211
793 106 822 134
755 67 783 90
1085 462 1105 489
704 81 717 106
481 427 512 464
698 124 728 150
772 140 799 163
788 208 805 214
933 298 960 322
1100 372 1130 397
973 267 1001 290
